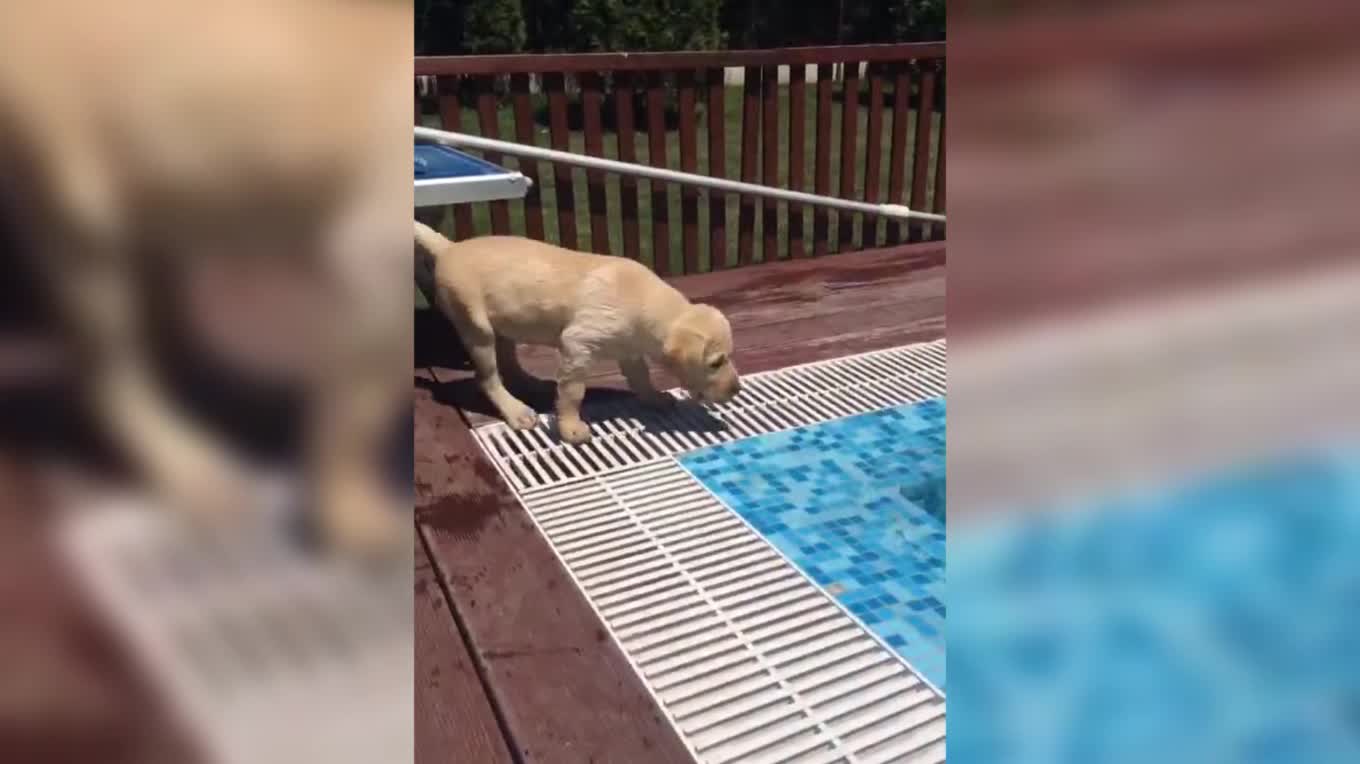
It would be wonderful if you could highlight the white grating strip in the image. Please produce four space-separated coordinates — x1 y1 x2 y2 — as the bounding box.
474 340 946 493
518 460 945 764
55 498 411 764
474 342 948 763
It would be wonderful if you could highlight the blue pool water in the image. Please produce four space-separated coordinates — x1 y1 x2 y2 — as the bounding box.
675 386 1360 760
680 399 947 689
950 443 1360 763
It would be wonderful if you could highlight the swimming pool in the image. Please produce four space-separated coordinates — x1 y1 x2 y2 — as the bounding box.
466 342 949 760
949 442 1360 763
681 398 947 691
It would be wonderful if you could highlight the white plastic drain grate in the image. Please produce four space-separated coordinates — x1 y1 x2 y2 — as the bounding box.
56 499 412 764
474 340 946 493
520 460 945 764
474 341 948 763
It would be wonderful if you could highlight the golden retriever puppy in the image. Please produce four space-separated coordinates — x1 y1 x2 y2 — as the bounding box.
0 0 411 557
415 225 742 443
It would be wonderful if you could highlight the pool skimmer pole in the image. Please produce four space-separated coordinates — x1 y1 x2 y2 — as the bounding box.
415 126 945 224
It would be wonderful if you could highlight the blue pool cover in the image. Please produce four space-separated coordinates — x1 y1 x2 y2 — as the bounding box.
414 143 509 180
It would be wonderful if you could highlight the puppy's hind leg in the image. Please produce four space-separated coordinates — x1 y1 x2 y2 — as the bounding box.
620 356 673 408
437 293 538 430
496 336 554 401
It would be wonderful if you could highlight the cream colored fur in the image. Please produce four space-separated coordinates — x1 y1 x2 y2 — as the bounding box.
0 1 412 557
415 225 742 443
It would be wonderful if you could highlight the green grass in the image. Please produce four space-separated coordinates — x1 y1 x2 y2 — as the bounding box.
419 83 942 274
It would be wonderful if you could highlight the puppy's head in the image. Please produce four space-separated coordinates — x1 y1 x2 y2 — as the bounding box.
662 304 742 404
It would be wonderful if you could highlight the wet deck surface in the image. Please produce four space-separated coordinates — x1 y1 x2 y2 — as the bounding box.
414 242 944 761
0 240 941 763
0 458 200 764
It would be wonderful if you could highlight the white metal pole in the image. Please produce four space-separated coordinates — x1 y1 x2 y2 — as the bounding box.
415 126 945 224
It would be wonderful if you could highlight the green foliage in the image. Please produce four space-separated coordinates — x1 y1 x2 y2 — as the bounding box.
682 0 945 50
571 0 726 53
721 1 837 48
889 0 944 42
462 0 528 54
415 0 465 55
414 0 944 55
521 0 576 52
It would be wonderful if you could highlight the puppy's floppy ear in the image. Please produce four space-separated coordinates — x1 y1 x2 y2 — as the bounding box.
663 324 706 372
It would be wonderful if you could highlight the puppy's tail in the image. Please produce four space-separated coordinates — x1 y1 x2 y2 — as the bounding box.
414 220 447 256
413 220 448 297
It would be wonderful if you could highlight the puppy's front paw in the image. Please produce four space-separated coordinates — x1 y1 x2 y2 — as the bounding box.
502 401 540 431
557 417 592 444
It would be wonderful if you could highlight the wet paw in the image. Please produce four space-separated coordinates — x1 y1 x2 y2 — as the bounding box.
503 401 540 431
558 417 591 444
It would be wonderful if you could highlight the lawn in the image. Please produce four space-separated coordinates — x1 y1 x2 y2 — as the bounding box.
419 82 942 275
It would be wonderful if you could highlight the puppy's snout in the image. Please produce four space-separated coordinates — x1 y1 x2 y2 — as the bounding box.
712 378 741 404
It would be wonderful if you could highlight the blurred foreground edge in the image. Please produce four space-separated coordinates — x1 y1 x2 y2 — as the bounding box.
0 2 414 763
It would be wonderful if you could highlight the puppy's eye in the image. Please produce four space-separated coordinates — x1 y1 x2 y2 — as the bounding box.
708 355 726 370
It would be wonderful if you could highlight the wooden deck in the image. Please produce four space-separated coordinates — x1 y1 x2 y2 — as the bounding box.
0 240 942 762
414 242 944 761
0 457 199 764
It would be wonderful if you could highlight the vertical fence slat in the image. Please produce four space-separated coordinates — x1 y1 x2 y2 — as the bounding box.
931 109 945 241
677 70 701 274
737 66 761 266
862 70 886 249
887 66 912 245
705 67 728 269
510 73 545 241
812 63 834 256
645 71 672 275
545 72 577 249
909 67 937 244
436 77 474 240
760 64 780 262
416 50 944 259
787 64 807 259
837 62 861 252
475 77 511 235
580 72 611 254
614 72 643 263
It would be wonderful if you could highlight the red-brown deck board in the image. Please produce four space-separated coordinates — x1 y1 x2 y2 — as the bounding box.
415 534 514 764
414 376 693 764
413 242 945 761
0 457 199 764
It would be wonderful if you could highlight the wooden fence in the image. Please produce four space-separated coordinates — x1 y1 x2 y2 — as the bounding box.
415 43 945 276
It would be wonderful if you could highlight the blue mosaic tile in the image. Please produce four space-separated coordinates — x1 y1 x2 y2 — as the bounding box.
680 398 946 689
950 443 1360 763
